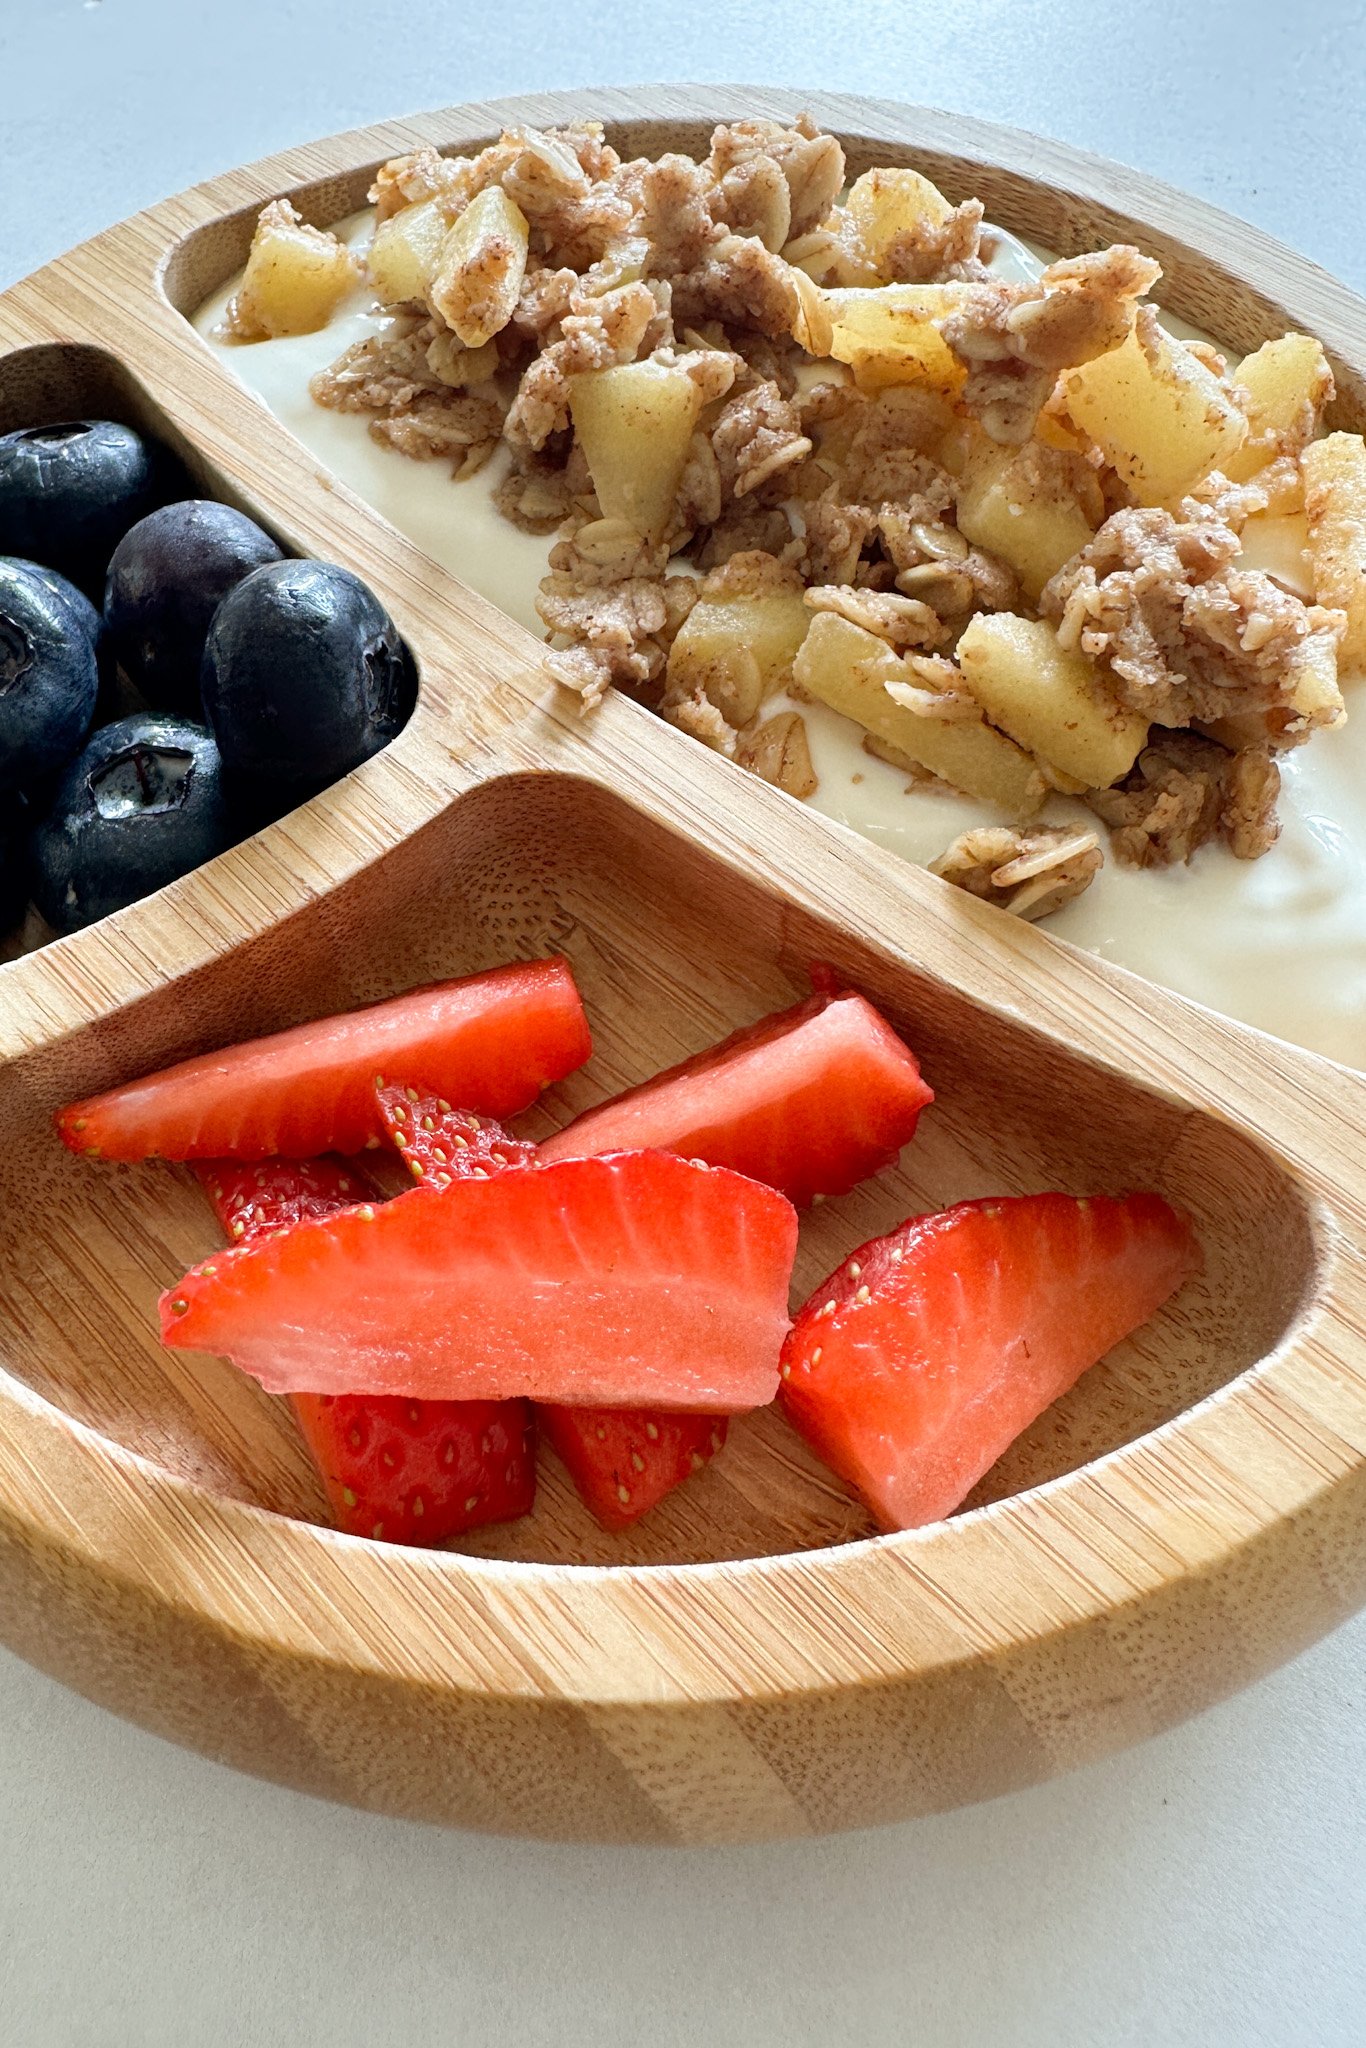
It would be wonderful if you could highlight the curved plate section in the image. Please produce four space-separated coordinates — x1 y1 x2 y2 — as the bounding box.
0 768 1316 1567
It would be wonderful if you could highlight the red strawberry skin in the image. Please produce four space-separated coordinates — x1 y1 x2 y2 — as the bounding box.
374 1082 537 1187
192 1157 535 1547
165 1150 797 1410
542 1407 728 1532
291 1391 535 1545
780 1192 1202 1531
57 957 591 1162
538 990 932 1205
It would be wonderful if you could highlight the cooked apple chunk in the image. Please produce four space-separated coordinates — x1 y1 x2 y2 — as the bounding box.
1223 334 1334 482
1282 628 1347 736
822 285 969 396
791 268 834 355
793 612 1044 815
795 166 981 292
1303 432 1366 666
429 186 530 348
570 361 704 543
666 562 810 727
368 196 450 305
227 200 360 340
843 167 953 278
957 613 1149 789
1063 308 1247 505
955 440 1100 601
1238 510 1313 595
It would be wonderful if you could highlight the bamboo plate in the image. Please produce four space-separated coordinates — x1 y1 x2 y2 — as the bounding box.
1 86 1365 1846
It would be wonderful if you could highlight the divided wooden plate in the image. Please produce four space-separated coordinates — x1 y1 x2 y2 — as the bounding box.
1 87 1365 1845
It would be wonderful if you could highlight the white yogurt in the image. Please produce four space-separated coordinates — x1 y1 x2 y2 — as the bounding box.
194 213 1366 1070
194 214 552 634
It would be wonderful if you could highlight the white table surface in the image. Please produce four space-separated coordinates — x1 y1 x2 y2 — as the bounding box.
2 4 1364 2043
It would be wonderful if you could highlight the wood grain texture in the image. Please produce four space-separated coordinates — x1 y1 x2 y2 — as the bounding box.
0 87 1364 1843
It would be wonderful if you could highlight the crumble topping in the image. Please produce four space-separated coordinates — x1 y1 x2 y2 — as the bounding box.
505 280 664 450
309 315 506 476
671 234 803 339
737 709 818 796
883 653 983 721
1041 500 1344 728
941 246 1162 443
805 584 945 651
726 116 847 242
877 195 987 286
1084 730 1281 866
931 824 1104 918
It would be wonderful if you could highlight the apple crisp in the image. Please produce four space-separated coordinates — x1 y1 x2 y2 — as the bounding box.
225 114 1365 914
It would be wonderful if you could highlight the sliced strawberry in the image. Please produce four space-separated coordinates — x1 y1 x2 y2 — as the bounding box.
542 1406 728 1531
538 989 932 1205
374 1081 537 1187
192 1156 535 1547
374 1081 724 1531
780 1192 1201 1531
57 956 591 1162
164 1150 797 1410
194 1155 377 1240
290 1391 535 1546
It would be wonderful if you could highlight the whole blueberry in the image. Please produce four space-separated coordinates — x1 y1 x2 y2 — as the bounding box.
104 500 283 716
0 420 162 594
28 714 231 935
201 559 415 799
0 560 99 793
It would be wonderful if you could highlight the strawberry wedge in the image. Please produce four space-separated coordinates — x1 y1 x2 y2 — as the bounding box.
374 1080 538 1186
780 1192 1201 1530
542 1406 728 1530
538 989 932 1205
290 1392 535 1546
163 1150 797 1410
56 957 590 1162
193 1156 535 1546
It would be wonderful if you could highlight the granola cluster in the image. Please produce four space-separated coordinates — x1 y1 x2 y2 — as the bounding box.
930 824 1104 920
261 115 1357 916
1041 492 1342 732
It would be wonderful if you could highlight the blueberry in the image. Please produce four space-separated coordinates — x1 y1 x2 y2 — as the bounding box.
201 559 415 800
0 560 99 793
29 714 231 935
104 500 283 716
0 421 162 595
